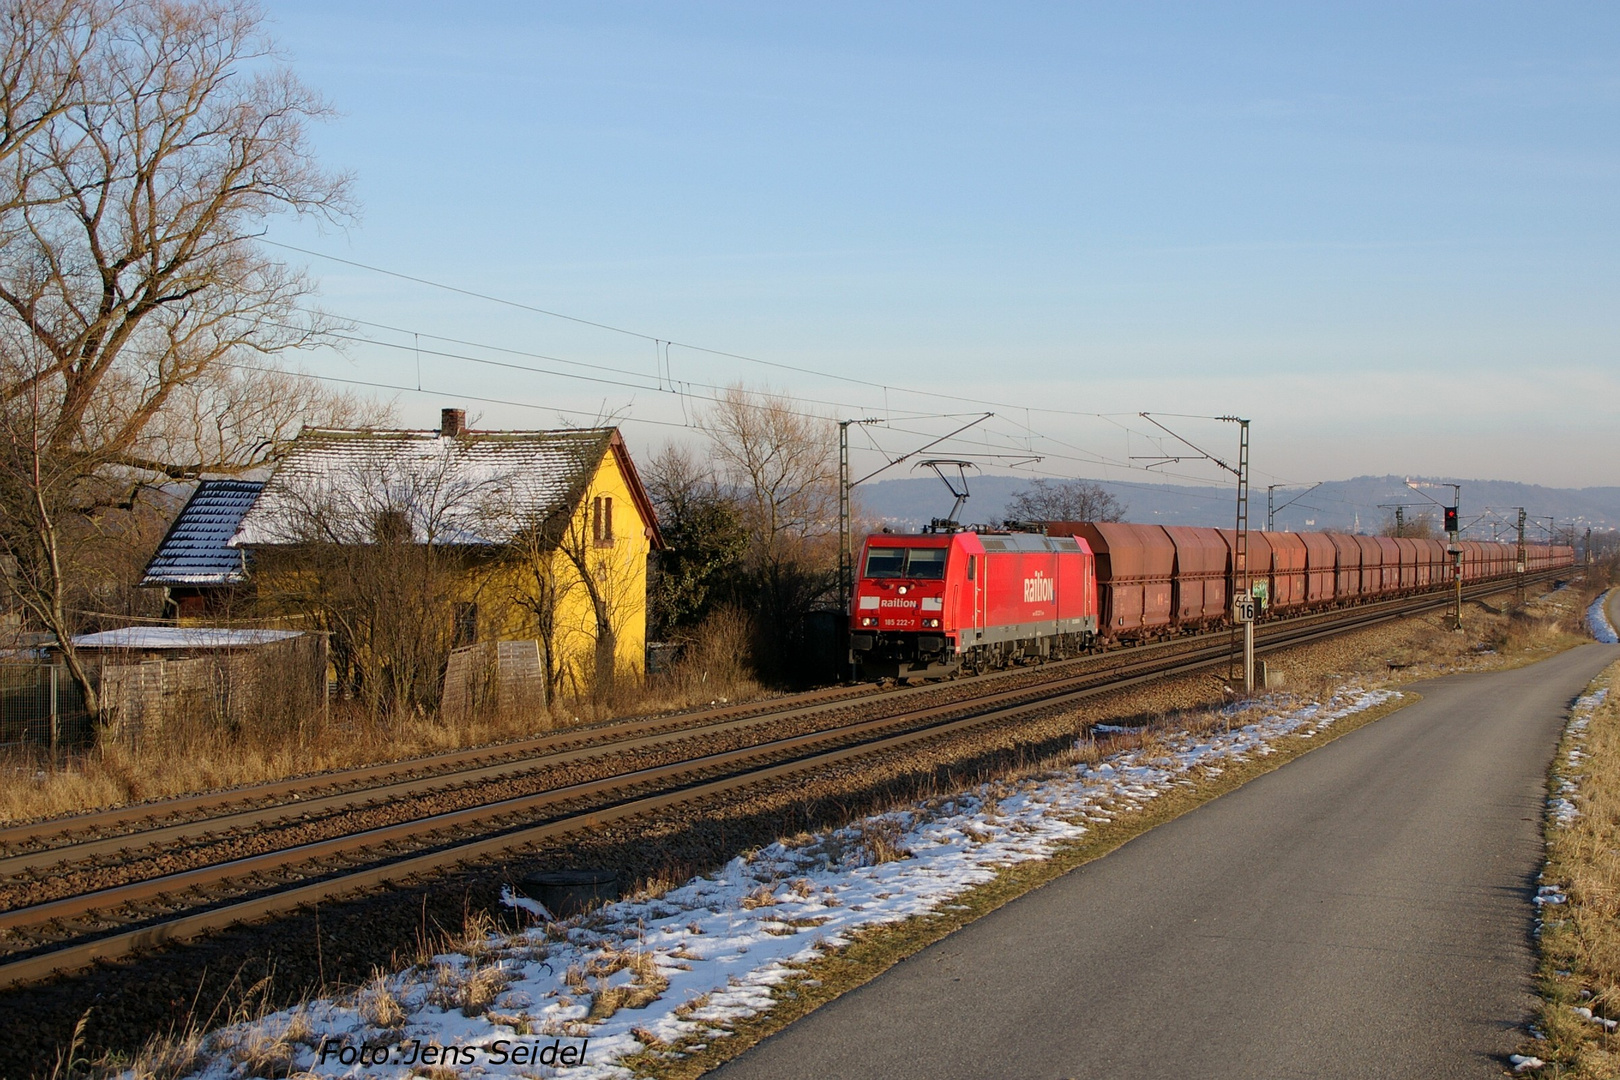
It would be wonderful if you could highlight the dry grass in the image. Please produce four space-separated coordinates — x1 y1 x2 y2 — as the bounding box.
0 613 765 824
1522 657 1620 1077
582 946 670 1021
852 816 912 866
356 971 408 1030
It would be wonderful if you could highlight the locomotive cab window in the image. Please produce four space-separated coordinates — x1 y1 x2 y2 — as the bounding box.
864 547 906 578
863 546 948 579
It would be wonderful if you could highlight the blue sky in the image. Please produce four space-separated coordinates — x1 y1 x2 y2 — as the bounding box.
262 2 1620 490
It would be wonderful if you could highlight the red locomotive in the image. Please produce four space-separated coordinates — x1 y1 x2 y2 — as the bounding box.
848 529 1097 679
849 522 1575 680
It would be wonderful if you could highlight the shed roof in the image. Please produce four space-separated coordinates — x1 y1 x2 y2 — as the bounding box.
71 627 303 649
140 480 264 587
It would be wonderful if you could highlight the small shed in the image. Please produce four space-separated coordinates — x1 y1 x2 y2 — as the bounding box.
68 627 325 742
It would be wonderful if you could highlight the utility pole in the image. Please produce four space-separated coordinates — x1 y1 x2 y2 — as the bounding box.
1140 413 1253 690
1231 418 1254 694
1515 508 1527 605
837 419 880 629
1452 492 1463 630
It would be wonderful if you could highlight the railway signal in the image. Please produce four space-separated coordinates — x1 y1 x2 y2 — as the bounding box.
1406 480 1463 630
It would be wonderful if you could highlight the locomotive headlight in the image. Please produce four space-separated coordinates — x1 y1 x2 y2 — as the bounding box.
923 618 940 628
897 585 908 595
862 616 877 627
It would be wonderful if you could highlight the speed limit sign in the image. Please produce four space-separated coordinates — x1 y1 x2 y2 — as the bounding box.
1233 595 1256 623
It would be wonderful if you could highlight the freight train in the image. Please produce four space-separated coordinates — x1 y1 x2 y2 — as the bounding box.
848 523 1575 680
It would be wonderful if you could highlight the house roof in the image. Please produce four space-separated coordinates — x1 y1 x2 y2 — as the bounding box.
140 479 264 587
71 627 303 649
231 426 664 548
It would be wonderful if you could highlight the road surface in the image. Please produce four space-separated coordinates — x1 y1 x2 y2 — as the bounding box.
711 642 1619 1080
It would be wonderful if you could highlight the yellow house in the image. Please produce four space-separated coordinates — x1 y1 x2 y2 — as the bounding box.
150 409 664 710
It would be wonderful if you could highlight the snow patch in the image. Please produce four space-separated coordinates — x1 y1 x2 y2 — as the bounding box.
155 686 1399 1080
1586 591 1618 644
1573 1005 1619 1031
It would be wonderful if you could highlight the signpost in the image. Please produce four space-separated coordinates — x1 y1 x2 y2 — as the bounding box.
1233 591 1255 694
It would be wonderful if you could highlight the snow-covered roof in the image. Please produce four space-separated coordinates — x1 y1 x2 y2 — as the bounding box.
231 427 616 547
140 479 264 586
70 627 303 649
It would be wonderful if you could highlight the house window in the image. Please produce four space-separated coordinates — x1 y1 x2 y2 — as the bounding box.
453 602 478 648
592 496 614 546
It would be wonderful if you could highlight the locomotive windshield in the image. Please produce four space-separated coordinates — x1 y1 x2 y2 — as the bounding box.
863 545 947 580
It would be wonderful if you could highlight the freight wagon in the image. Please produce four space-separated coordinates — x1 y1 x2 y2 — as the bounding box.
849 523 1575 680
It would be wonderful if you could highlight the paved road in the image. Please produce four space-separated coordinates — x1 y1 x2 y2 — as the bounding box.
711 643 1620 1080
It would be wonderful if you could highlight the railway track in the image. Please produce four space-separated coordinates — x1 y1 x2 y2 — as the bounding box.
0 572 1569 990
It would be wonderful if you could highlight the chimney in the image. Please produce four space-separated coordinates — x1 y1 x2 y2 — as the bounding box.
440 408 465 438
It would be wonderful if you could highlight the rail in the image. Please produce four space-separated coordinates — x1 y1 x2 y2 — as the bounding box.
0 569 1572 989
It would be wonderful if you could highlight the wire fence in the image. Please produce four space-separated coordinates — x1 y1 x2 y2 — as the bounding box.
0 663 95 751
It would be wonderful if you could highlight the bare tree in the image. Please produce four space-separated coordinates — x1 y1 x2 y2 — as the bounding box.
0 0 352 714
247 447 507 718
698 385 838 678
642 441 746 640
504 519 578 701
1379 511 1438 539
1004 479 1127 525
504 446 647 706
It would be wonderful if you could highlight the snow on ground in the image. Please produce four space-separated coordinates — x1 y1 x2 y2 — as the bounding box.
1528 685 1611 1047
1546 688 1604 833
1586 590 1618 644
166 686 1399 1080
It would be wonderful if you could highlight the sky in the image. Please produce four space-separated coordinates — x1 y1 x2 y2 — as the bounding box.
258 1 1620 492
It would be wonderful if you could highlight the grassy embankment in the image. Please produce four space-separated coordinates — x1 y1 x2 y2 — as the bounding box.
1522 641 1620 1077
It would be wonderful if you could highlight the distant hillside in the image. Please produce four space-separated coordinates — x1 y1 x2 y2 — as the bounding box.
857 473 1620 537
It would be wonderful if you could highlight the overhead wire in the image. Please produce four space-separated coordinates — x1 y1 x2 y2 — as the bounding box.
266 239 1244 425
286 307 1241 488
253 244 1283 495
312 320 1246 487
